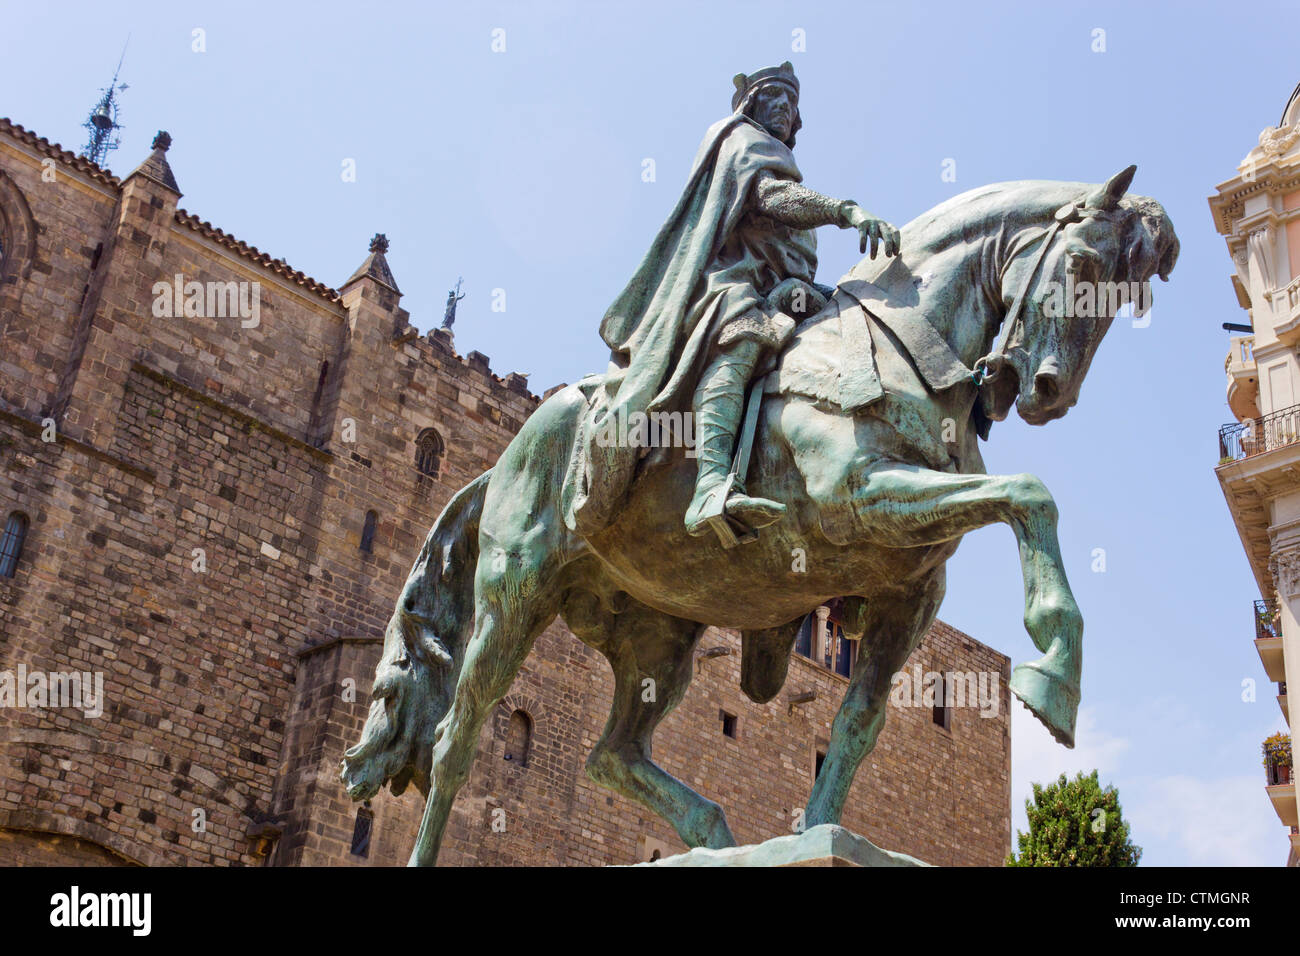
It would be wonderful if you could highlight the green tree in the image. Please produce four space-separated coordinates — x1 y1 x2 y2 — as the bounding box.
1007 770 1141 866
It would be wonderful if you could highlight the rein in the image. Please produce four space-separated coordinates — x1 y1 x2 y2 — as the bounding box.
971 199 1085 387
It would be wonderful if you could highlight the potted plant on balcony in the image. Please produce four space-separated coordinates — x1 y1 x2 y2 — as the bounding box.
1255 602 1282 640
1263 732 1292 786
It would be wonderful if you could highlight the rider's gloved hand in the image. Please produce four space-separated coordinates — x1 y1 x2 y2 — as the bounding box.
839 202 900 259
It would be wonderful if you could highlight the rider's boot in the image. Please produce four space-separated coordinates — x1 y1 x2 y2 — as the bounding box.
685 338 786 544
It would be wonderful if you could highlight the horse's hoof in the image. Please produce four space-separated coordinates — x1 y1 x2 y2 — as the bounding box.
685 800 737 850
1009 660 1078 748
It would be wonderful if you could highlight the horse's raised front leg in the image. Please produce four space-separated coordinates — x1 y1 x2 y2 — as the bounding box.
804 574 945 828
838 464 1080 746
408 535 562 866
567 594 736 852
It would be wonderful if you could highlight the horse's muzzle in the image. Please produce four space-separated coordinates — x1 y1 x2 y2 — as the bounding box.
1019 356 1069 424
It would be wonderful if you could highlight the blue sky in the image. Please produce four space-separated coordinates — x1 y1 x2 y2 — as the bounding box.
4 0 1296 865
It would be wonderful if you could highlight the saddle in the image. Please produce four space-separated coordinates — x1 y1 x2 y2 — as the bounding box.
768 279 972 409
563 278 978 536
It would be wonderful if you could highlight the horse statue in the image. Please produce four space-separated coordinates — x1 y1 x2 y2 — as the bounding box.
341 166 1179 865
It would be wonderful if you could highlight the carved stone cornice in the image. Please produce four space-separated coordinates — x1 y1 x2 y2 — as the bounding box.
1259 123 1300 159
1209 170 1300 235
1269 543 1300 599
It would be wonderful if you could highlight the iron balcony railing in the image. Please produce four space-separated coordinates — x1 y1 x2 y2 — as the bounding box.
1220 403 1300 462
1256 599 1281 642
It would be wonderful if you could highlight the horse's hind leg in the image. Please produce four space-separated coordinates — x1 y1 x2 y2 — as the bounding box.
408 538 562 866
804 576 944 828
569 593 736 851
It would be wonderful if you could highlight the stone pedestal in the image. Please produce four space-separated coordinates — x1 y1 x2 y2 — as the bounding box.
635 824 931 867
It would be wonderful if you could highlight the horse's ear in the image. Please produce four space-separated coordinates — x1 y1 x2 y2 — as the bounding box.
1086 164 1137 210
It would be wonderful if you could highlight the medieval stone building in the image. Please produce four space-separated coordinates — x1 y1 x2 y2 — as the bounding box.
0 117 1011 867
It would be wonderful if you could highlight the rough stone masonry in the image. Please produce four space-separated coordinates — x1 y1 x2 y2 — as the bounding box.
0 118 1010 867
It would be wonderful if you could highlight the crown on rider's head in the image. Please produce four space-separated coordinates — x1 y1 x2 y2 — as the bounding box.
731 61 799 111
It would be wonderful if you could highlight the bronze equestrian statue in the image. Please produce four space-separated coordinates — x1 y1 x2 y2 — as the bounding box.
342 63 1179 866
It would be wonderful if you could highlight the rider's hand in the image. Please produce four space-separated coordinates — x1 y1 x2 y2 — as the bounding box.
843 204 900 259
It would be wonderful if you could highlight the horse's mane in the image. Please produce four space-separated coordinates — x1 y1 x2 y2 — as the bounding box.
902 181 1092 254
846 178 1178 286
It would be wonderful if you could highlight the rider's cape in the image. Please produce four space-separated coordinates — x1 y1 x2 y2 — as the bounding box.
599 113 807 420
565 113 811 534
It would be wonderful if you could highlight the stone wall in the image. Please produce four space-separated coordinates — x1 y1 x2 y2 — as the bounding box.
0 117 1010 868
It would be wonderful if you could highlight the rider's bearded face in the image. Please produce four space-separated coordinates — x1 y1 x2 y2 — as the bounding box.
752 84 796 142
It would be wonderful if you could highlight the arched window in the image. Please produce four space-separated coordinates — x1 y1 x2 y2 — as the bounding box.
360 510 377 553
833 624 854 677
415 428 444 478
0 511 29 579
0 169 37 291
794 615 812 657
503 709 532 767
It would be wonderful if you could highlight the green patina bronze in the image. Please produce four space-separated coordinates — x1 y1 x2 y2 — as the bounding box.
341 63 1180 866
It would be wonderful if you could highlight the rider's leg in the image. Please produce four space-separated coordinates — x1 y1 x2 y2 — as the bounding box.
685 337 786 539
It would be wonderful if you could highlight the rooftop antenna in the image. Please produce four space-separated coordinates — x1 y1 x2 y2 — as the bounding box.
81 37 130 168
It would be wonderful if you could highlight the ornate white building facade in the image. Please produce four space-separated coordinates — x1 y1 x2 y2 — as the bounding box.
1212 81 1300 867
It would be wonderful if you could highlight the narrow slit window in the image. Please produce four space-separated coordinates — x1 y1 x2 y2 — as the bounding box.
360 510 377 553
933 673 951 730
0 511 29 579
350 804 373 858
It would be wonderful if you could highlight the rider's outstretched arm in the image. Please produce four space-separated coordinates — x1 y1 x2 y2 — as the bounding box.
751 169 858 228
751 170 899 258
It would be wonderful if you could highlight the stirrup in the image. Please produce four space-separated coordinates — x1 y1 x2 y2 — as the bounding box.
686 474 759 549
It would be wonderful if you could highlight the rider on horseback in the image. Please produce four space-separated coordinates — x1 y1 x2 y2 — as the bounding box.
594 62 901 545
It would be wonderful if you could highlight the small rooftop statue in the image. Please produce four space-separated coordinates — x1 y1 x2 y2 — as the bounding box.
442 277 464 330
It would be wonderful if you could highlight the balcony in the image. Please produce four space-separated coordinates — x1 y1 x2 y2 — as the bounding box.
1275 276 1300 346
1269 781 1298 828
1264 734 1296 827
1281 681 1290 723
1225 335 1260 421
1255 600 1286 683
1220 402 1300 462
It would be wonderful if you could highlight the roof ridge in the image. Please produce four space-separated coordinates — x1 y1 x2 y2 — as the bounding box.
2 117 341 304
0 116 121 187
174 208 342 303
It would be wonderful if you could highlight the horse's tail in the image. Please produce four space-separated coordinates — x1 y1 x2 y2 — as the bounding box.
341 470 491 801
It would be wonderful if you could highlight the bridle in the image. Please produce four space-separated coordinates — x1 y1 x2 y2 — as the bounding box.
971 198 1087 387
